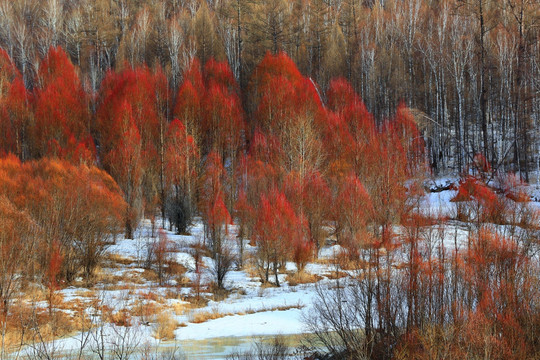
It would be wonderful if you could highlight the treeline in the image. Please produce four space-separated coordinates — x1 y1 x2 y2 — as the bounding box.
0 0 538 175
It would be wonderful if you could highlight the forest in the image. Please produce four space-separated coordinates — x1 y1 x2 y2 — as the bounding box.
0 0 539 359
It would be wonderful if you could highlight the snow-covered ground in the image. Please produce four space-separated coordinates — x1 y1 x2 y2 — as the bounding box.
18 176 540 358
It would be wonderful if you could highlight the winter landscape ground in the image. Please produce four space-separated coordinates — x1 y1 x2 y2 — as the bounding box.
3 176 536 359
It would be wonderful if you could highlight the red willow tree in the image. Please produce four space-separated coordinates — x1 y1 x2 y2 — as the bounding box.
450 228 537 359
250 52 325 179
199 151 234 289
233 130 283 267
0 49 31 160
97 65 167 237
164 119 199 234
174 58 245 212
33 46 94 163
0 189 35 353
253 189 309 286
173 59 205 151
105 102 143 239
0 156 125 284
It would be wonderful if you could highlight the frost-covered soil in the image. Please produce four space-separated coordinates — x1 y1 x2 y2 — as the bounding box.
20 176 540 358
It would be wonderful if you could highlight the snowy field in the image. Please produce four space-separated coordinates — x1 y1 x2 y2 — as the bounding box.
15 176 540 359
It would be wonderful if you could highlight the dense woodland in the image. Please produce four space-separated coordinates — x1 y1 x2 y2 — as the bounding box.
0 0 538 175
0 0 540 359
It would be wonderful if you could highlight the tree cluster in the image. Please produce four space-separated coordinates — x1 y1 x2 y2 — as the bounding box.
306 171 540 359
0 44 424 287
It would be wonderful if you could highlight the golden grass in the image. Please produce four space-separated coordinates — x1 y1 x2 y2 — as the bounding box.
152 312 179 341
247 303 305 313
170 301 197 316
141 269 159 282
188 303 305 324
105 253 136 266
325 270 350 280
189 308 234 324
130 299 163 322
2 303 78 351
92 266 122 285
286 271 323 286
110 309 132 327
74 289 97 298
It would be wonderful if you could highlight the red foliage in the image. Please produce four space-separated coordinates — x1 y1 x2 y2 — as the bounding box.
204 58 239 94
451 176 503 223
174 58 244 161
208 193 232 230
105 102 143 238
387 103 425 173
248 129 283 167
335 173 374 246
201 79 244 157
0 48 19 84
0 156 126 281
173 59 204 143
458 228 532 359
47 240 63 291
326 77 361 113
255 75 323 136
0 77 30 157
323 78 376 181
291 215 314 272
254 189 309 284
97 65 165 157
165 119 199 187
473 153 491 175
33 47 93 162
496 172 530 202
302 171 332 253
199 151 227 223
250 52 303 95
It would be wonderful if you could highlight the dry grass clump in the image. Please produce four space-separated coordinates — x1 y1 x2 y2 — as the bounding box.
118 270 149 285
110 309 132 327
171 301 196 316
242 255 260 278
92 266 121 286
243 303 305 315
21 284 47 302
206 282 230 301
336 257 364 271
183 295 209 307
152 312 179 341
325 270 350 280
106 253 136 266
74 289 96 298
130 299 163 323
141 269 159 282
3 305 77 350
189 308 234 324
188 302 306 324
168 262 187 277
138 291 165 303
286 271 322 286
314 257 335 266
260 281 279 289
